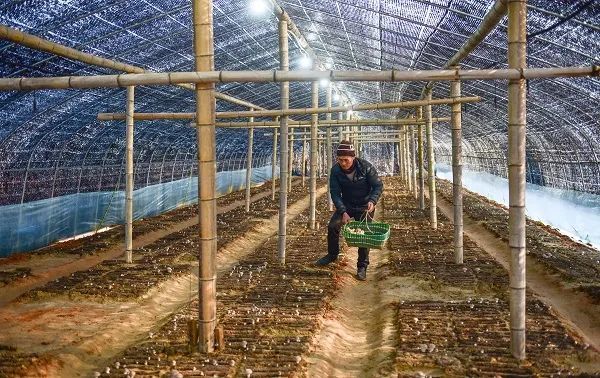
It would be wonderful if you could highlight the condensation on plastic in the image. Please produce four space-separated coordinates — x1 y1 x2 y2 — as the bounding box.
0 165 276 256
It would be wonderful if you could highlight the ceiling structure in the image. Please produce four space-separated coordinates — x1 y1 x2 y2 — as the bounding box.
0 0 598 205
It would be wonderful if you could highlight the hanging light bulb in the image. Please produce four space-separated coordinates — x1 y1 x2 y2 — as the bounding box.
298 55 312 69
319 78 330 88
249 0 269 16
333 93 340 102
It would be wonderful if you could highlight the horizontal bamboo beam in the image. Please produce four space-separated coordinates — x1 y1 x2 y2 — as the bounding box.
216 97 478 118
0 24 265 110
97 96 471 120
2 67 597 91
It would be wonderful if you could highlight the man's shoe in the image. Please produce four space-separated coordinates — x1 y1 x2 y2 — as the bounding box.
356 267 367 281
315 254 337 266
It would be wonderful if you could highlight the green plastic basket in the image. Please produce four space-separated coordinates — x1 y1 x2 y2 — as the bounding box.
342 220 390 249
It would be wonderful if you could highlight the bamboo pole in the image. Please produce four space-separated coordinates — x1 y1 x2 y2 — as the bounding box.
98 113 451 126
0 25 266 110
395 143 401 179
302 134 307 186
288 127 294 192
411 126 418 199
245 108 254 213
326 83 333 211
418 107 425 210
406 126 413 193
271 121 278 201
125 86 134 264
193 0 217 353
338 112 344 143
278 19 289 265
4 67 597 92
97 97 477 121
425 89 437 229
508 0 527 360
309 72 318 229
451 69 464 264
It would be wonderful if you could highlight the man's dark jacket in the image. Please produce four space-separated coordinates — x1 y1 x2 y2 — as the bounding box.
329 157 383 214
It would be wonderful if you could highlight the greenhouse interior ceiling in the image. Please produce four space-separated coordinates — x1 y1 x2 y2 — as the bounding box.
0 0 599 209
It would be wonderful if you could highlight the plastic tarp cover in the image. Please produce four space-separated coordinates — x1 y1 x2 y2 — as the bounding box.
437 164 600 250
0 165 276 256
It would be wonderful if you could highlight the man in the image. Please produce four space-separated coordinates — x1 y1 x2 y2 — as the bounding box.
316 140 383 281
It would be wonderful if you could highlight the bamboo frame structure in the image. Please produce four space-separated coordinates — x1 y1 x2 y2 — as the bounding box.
508 0 527 360
451 70 464 265
125 86 134 264
193 0 217 353
278 18 289 265
425 89 437 229
245 109 254 213
0 25 265 110
418 107 425 210
309 72 318 230
2 67 597 92
326 84 333 211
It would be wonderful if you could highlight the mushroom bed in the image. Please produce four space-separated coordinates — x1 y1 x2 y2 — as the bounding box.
0 177 598 377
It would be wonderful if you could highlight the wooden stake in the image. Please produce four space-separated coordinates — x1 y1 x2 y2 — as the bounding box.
508 0 527 360
302 135 307 186
125 86 134 264
425 89 437 229
411 125 418 199
193 0 217 353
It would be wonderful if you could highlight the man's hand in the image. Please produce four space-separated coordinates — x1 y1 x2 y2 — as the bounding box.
342 212 352 224
367 201 375 213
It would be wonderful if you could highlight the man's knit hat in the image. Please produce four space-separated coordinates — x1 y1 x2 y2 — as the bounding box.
337 140 356 157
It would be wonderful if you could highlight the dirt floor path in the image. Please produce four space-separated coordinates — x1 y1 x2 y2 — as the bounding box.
436 194 600 352
304 213 398 377
0 187 326 377
0 186 276 307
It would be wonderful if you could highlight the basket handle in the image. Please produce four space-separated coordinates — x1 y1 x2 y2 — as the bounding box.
358 209 374 233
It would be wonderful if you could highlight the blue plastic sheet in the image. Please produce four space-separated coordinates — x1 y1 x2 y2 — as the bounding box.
0 165 276 256
437 164 600 249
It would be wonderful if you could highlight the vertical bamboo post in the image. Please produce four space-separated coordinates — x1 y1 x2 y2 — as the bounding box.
425 89 437 229
405 126 413 192
450 68 464 264
271 119 278 201
288 126 294 191
395 142 401 178
508 0 527 360
278 19 289 265
338 112 344 143
326 84 333 211
125 85 134 264
193 0 217 353
309 70 318 229
411 125 418 199
302 134 307 186
418 107 425 210
245 108 254 212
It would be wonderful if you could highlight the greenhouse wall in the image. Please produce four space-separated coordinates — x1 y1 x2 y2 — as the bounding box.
0 165 277 256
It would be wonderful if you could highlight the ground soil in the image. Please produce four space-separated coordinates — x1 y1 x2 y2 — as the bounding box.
0 177 598 377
